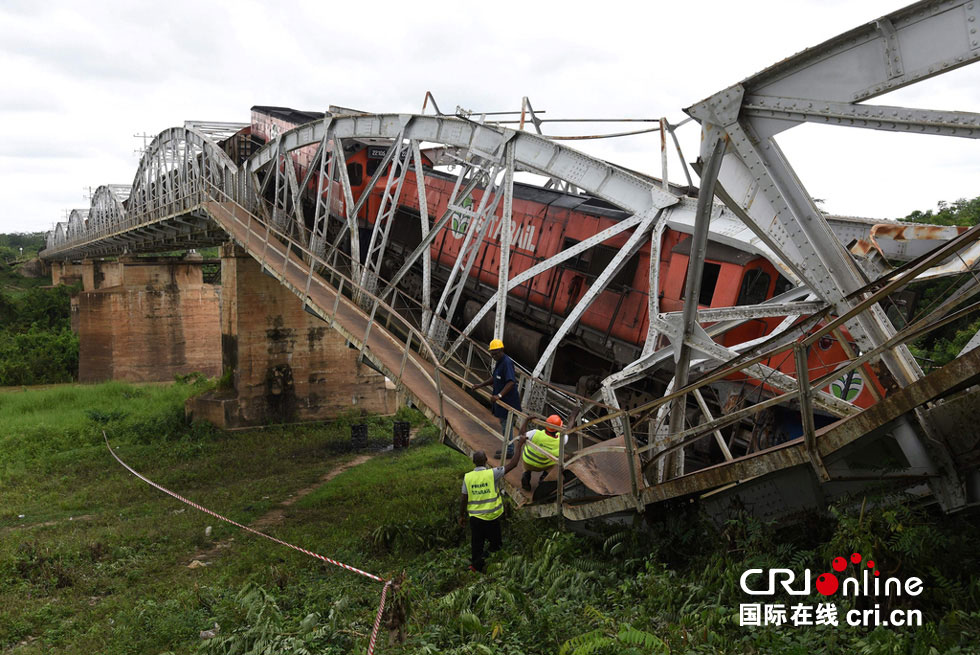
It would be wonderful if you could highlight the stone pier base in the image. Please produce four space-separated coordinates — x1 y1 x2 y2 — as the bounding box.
185 243 396 428
76 255 221 383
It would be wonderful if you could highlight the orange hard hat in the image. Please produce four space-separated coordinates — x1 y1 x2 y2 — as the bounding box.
545 414 562 431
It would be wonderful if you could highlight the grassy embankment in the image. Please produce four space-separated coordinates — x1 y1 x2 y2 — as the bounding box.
1 382 979 655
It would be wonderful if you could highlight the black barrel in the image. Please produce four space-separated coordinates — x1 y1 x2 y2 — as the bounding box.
393 421 410 449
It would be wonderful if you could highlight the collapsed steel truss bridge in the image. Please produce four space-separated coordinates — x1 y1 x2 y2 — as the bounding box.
42 0 980 520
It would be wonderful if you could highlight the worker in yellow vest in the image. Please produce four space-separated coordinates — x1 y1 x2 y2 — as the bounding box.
459 439 525 572
520 414 565 492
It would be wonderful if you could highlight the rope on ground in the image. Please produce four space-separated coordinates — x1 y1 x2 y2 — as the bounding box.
103 430 391 654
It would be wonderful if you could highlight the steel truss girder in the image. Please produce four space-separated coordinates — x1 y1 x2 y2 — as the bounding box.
601 285 815 392
662 300 827 323
378 166 483 315
42 126 234 260
246 114 683 361
129 125 236 220
248 114 679 216
359 130 411 296
446 204 655 358
651 313 858 417
685 0 980 390
527 207 662 382
743 96 980 138
687 1 978 346
430 161 506 342
673 0 980 506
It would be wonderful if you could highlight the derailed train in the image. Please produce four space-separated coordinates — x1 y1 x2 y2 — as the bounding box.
238 105 886 443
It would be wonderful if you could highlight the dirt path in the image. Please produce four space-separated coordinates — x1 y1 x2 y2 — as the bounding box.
186 454 375 565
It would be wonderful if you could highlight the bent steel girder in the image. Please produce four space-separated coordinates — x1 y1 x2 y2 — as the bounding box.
686 0 980 390
247 112 684 366
683 0 980 507
245 112 899 439
248 114 679 215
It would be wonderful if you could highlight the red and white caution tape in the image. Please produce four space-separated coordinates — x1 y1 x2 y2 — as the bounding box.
104 431 390 654
368 579 393 654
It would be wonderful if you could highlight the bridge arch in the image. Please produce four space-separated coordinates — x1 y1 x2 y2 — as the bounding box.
48 222 67 250
88 185 131 240
127 125 238 224
66 209 88 242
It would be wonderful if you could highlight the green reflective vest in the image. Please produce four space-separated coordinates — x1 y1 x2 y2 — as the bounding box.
464 468 503 520
522 429 561 468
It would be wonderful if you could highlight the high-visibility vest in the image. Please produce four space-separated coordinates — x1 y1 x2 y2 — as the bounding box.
522 429 560 469
464 469 503 520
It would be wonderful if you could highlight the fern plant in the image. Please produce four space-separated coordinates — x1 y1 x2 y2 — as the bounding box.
559 622 667 655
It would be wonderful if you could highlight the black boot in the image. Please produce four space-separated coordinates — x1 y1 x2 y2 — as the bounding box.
539 471 549 484
521 471 532 491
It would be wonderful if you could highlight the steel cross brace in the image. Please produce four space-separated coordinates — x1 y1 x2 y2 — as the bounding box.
525 206 662 394
429 159 507 345
445 208 654 360
359 130 412 297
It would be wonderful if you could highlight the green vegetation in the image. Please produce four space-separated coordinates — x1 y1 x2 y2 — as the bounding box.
1 384 978 654
903 197 980 228
0 284 78 386
0 232 79 386
901 196 980 370
0 232 46 265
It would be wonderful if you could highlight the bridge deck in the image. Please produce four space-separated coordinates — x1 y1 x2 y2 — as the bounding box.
204 200 641 507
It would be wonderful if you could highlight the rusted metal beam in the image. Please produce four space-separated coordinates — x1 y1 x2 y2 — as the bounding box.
559 343 980 521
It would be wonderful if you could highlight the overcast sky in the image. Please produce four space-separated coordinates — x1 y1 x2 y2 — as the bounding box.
1 0 977 235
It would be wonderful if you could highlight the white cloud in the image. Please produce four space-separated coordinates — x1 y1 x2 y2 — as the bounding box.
1 0 978 234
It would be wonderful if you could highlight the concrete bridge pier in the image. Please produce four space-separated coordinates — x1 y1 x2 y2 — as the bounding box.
185 243 397 428
75 254 222 383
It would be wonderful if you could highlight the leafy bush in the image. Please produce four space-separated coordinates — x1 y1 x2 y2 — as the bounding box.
0 280 79 385
0 326 78 385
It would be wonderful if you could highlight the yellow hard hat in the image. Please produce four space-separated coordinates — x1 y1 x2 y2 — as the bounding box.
489 339 504 351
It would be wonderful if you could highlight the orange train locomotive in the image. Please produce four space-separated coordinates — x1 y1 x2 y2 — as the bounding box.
243 106 884 416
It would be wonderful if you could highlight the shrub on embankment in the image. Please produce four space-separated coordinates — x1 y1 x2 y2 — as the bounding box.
0 281 79 386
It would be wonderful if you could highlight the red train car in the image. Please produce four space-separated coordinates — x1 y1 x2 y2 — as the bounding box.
245 106 883 413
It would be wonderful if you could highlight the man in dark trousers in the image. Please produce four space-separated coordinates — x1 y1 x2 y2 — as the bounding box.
459 440 525 572
472 339 522 459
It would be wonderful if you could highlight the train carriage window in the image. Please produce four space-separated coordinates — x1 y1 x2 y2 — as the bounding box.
561 238 639 287
737 269 771 305
347 163 363 187
773 274 794 297
699 263 722 306
561 238 592 274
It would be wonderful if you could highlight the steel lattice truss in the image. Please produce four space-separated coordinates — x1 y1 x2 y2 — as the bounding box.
42 0 980 519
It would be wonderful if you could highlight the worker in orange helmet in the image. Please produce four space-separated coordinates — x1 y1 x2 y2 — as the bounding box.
472 339 522 460
519 414 566 492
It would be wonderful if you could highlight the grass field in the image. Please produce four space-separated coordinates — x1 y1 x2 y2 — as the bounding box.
1 381 979 654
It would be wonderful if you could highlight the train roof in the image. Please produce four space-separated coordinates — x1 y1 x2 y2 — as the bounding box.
251 105 324 125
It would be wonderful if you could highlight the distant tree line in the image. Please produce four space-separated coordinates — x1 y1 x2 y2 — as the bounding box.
0 232 46 265
0 233 78 385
